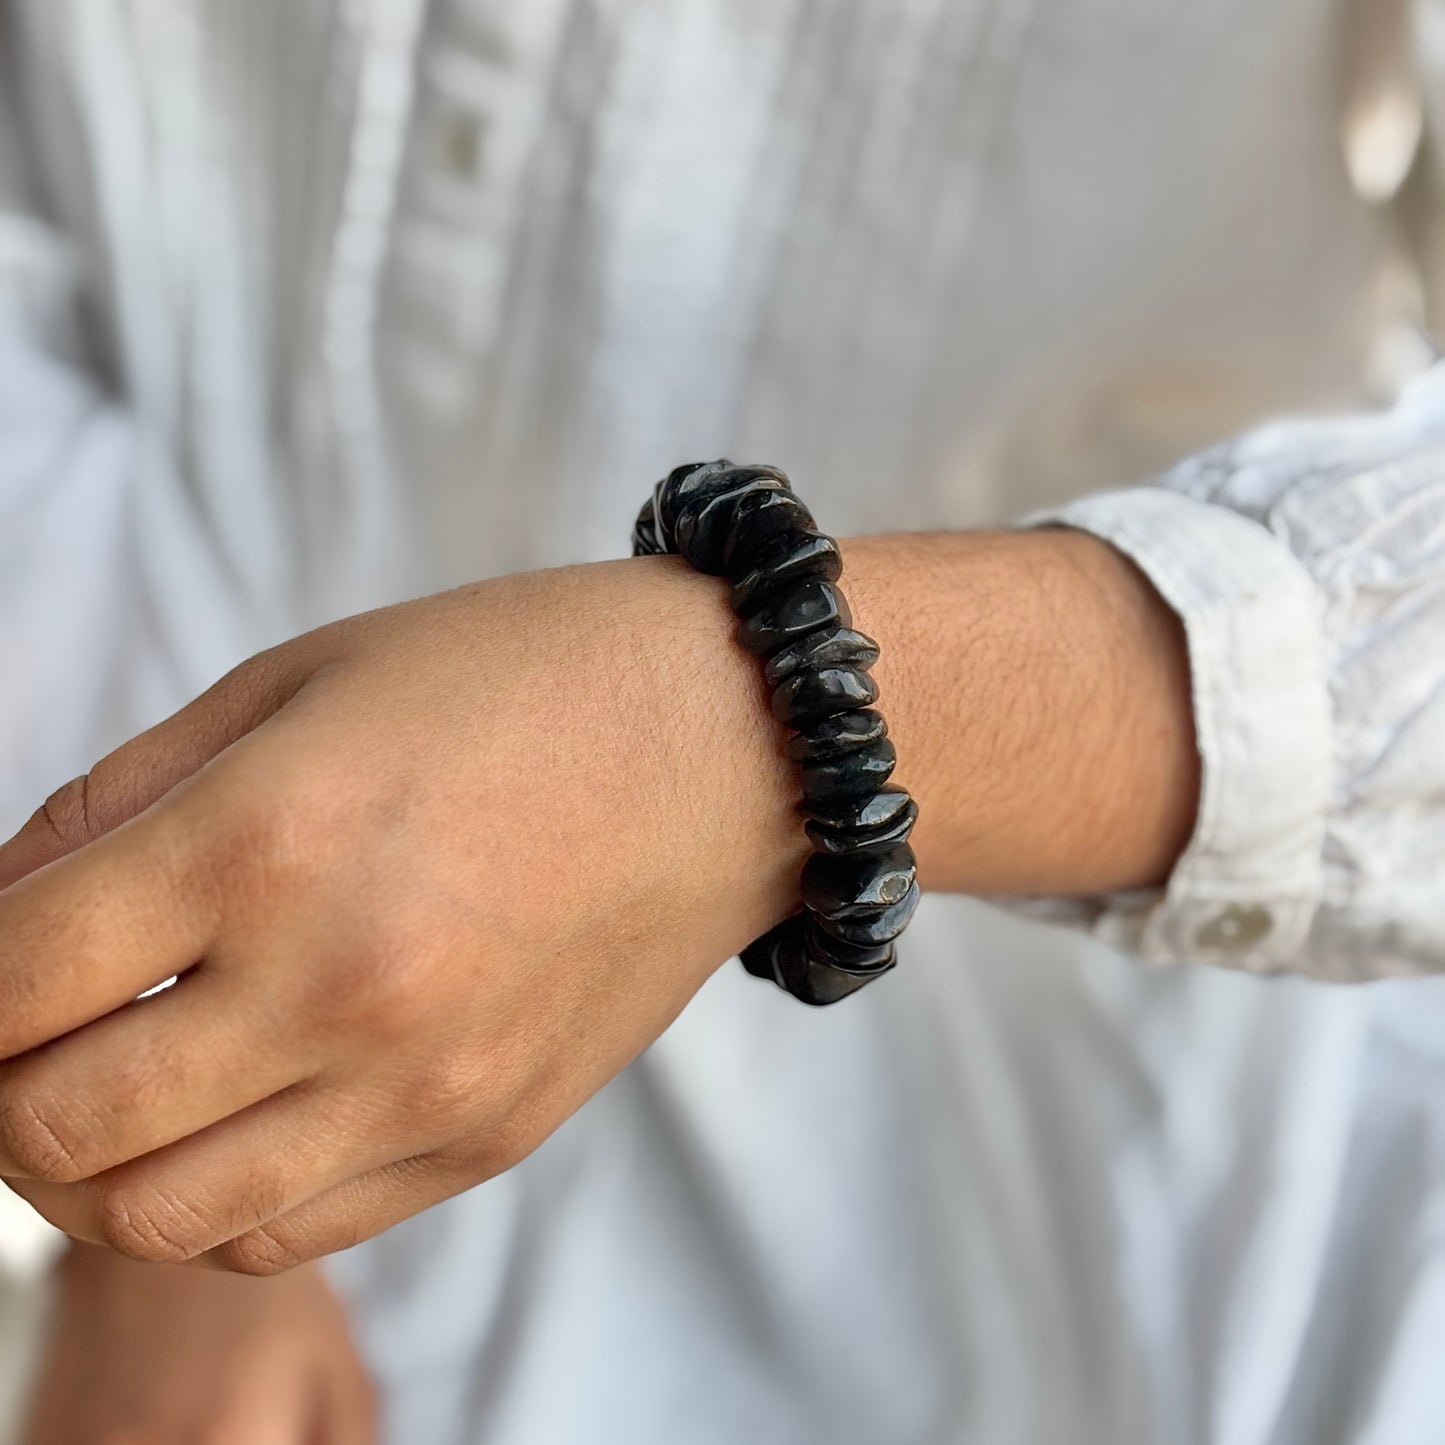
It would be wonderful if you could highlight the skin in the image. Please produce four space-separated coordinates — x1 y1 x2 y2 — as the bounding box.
0 531 1197 1284
23 1245 375 1443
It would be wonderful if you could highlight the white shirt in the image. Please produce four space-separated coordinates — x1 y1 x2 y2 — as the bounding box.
2 2 1444 1442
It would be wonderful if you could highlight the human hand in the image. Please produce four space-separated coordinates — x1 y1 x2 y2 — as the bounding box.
0 558 803 1271
0 528 1196 1274
22 1242 375 1442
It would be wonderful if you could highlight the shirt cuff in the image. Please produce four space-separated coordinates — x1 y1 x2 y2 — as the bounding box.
1026 488 1333 972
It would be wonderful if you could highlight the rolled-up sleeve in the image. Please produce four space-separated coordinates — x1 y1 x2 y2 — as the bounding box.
1026 365 1445 983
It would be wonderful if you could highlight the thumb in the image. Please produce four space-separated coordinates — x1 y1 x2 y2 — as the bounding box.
0 647 312 892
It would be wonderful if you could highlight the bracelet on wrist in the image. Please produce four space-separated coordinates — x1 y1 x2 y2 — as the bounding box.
632 461 919 1006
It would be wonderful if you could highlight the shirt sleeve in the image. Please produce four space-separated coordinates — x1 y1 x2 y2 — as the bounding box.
1021 364 1445 983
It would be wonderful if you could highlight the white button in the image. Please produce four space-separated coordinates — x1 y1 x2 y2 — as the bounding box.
438 114 486 180
1196 904 1273 952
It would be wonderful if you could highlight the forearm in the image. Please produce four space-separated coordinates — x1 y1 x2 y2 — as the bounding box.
651 527 1200 939
844 530 1199 898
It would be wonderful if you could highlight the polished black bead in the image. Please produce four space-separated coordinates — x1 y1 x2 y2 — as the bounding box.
719 487 817 574
800 739 896 803
739 929 785 983
740 916 888 1003
729 531 842 613
800 783 913 833
813 881 921 946
739 916 808 996
737 578 851 656
764 627 880 687
786 709 887 764
802 843 917 918
803 913 896 974
805 794 918 854
674 477 787 574
652 460 732 547
656 461 789 546
771 665 877 727
800 957 887 1004
631 496 665 557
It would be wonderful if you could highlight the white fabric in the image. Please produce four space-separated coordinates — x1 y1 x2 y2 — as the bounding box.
1 2 1445 1442
1025 489 1334 974
1037 378 1445 981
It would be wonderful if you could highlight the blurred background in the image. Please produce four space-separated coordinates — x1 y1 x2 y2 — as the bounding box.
2 0 1444 1441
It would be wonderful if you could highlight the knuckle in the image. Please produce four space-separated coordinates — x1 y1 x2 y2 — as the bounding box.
440 1102 544 1185
210 778 290 874
476 1115 541 1179
317 934 436 1048
34 774 97 853
214 1224 306 1277
0 1091 93 1182
208 779 322 914
96 1183 212 1264
398 1050 488 1134
214 650 292 731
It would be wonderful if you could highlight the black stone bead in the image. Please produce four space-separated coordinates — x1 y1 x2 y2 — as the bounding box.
652 460 732 547
800 739 896 804
740 916 888 1004
805 794 919 855
786 709 887 764
739 916 808 996
674 477 787 574
813 881 921 946
719 488 817 574
739 929 785 983
656 461 790 546
631 496 665 557
802 913 896 975
800 958 886 1004
801 842 917 919
764 628 880 687
770 665 877 727
800 783 913 833
737 578 852 656
728 531 841 613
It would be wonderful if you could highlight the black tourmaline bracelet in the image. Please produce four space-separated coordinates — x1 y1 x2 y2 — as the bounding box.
632 461 919 1006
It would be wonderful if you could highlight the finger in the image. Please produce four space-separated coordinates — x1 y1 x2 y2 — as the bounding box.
314 1351 380 1445
209 1351 318 1445
9 1081 414 1264
0 794 222 1060
206 1390 313 1445
0 647 311 893
0 967 315 1181
201 1153 464 1276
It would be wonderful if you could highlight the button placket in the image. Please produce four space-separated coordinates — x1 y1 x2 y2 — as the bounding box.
391 2 568 377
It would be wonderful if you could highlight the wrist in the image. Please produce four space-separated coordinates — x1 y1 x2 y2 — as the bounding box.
620 555 810 961
616 518 1197 960
839 529 1198 896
